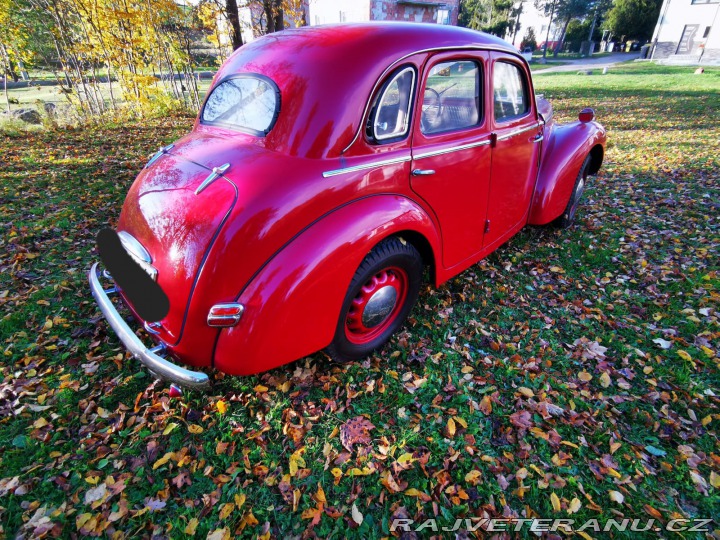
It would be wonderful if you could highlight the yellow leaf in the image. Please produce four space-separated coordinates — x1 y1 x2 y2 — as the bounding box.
184 517 198 535
234 493 246 508
518 387 534 398
152 452 175 470
219 502 235 520
599 372 611 388
608 490 624 504
289 448 306 477
578 371 592 382
254 385 269 393
85 475 100 485
216 400 227 414
188 424 204 434
206 528 230 540
316 484 326 503
465 470 482 485
550 492 561 512
479 395 492 415
710 471 720 489
454 416 467 428
331 468 343 479
677 350 692 362
569 497 582 514
347 467 374 476
561 440 579 449
447 418 456 437
163 422 178 436
405 488 424 497
397 453 414 465
576 531 594 540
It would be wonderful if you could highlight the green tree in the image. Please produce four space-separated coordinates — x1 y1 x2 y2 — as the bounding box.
603 0 662 41
521 26 537 50
459 0 514 37
535 0 594 56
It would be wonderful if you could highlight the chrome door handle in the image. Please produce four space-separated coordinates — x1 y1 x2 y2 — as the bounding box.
412 169 436 176
532 134 544 143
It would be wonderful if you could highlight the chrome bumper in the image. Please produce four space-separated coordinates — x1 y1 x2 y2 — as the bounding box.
88 262 210 390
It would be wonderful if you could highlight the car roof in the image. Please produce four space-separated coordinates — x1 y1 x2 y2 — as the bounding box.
211 23 520 159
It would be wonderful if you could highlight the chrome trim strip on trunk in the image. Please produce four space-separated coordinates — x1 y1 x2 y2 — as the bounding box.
88 263 210 390
322 155 411 178
413 139 492 160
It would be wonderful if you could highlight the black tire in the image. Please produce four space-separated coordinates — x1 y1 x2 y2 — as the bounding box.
556 154 592 228
327 237 423 363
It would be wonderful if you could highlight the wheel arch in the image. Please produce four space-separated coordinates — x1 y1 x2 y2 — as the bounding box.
212 194 441 375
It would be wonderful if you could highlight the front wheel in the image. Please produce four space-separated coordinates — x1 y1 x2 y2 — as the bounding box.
556 155 591 228
327 237 423 363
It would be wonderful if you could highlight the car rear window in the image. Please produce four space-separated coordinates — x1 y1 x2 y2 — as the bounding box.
201 75 280 135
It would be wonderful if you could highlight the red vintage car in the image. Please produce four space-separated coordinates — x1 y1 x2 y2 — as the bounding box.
88 23 606 390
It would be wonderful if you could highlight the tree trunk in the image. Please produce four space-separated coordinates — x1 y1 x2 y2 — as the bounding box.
542 0 557 60
226 0 244 50
553 15 572 58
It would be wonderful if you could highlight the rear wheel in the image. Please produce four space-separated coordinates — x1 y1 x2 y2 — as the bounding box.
557 155 591 228
327 237 422 363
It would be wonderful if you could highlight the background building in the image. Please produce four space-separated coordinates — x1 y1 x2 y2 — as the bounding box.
308 0 460 26
650 0 720 64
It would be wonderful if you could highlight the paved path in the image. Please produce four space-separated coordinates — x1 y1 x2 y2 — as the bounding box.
533 52 642 74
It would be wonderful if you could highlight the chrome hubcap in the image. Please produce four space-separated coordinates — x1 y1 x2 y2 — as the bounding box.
362 285 397 328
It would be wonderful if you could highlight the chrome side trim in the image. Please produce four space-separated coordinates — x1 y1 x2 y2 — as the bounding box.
322 155 411 178
496 122 542 141
413 139 492 160
196 163 231 195
341 44 523 154
88 263 210 390
145 144 174 169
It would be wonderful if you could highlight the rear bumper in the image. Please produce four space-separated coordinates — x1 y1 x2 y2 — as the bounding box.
88 262 210 390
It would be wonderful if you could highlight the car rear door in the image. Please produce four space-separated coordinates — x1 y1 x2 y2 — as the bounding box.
409 51 492 269
483 53 543 249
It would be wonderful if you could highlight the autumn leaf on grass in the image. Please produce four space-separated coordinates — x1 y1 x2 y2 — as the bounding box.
207 527 231 540
289 447 306 477
351 503 363 525
340 416 375 452
381 470 407 493
509 410 533 430
608 490 625 504
550 492 561 512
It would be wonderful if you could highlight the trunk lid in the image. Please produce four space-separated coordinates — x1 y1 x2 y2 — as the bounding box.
116 144 238 346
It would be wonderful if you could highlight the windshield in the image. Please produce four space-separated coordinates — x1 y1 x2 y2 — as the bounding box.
201 75 280 135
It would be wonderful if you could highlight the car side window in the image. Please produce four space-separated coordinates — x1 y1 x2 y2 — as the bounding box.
421 60 480 135
493 62 529 122
370 66 416 142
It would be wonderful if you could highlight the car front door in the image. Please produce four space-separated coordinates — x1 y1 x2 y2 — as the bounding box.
483 53 543 249
410 52 492 269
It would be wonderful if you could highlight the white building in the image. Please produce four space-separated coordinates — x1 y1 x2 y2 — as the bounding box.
650 0 720 64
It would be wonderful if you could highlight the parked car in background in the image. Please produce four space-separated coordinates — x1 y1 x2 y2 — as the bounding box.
89 22 606 390
521 46 534 62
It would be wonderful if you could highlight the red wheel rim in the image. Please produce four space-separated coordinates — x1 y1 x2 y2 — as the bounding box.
345 266 408 345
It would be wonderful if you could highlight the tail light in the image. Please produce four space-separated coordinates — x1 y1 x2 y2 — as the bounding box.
579 108 595 123
207 303 244 327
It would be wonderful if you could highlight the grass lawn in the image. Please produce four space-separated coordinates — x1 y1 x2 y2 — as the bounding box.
0 62 718 538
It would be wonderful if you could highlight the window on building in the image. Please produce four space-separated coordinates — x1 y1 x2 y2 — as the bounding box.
437 9 450 25
339 11 346 22
493 62 529 122
691 0 719 4
421 60 481 135
704 26 712 38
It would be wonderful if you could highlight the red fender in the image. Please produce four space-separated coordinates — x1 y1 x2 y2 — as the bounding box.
528 121 606 225
213 195 441 375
